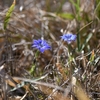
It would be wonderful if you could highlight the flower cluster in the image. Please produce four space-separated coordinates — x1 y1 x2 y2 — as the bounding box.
32 33 76 53
61 33 77 44
32 39 51 53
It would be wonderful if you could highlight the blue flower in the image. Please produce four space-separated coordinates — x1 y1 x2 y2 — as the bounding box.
61 33 77 44
32 39 51 53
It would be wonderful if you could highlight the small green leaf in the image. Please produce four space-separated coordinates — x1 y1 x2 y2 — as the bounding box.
29 64 36 74
4 0 16 30
80 33 92 51
89 50 95 63
58 13 74 20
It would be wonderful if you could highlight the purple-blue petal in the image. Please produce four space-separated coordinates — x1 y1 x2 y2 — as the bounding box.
32 39 51 53
61 33 77 43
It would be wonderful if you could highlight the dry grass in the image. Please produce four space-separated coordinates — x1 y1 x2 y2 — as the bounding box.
0 0 100 100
